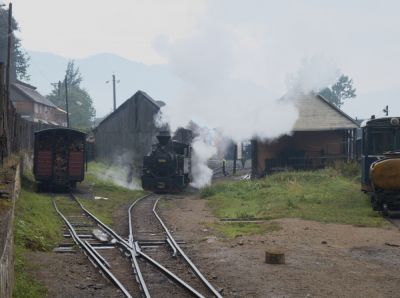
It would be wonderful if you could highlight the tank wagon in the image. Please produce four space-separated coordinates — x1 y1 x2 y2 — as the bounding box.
361 116 400 215
142 130 192 193
34 128 86 189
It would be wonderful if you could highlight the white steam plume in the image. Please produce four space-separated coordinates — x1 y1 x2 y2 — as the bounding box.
155 22 340 188
190 136 217 188
94 151 141 190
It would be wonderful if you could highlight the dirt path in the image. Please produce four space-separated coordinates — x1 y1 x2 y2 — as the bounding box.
160 195 400 298
28 251 124 297
26 192 400 298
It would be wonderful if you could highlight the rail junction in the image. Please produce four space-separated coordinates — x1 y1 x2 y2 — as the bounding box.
53 193 222 297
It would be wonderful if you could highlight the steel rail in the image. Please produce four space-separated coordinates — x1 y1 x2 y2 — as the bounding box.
136 248 205 298
52 199 133 298
128 194 153 244
153 197 223 298
71 193 130 247
71 193 151 297
128 194 207 298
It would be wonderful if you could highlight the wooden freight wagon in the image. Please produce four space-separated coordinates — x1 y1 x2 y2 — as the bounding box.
33 128 86 189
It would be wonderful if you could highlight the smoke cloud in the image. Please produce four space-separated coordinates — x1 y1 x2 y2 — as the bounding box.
155 20 340 188
190 136 217 188
93 151 141 190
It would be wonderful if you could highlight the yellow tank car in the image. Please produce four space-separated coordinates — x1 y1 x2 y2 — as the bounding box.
370 158 400 190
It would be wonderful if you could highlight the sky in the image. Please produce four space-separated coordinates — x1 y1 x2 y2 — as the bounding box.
9 0 400 119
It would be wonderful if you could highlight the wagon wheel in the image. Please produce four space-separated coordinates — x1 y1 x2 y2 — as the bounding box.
370 194 380 211
382 204 389 217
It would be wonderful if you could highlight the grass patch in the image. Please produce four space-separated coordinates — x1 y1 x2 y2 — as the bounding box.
78 162 145 226
203 167 385 227
13 175 63 297
210 221 281 238
13 247 47 298
15 188 62 252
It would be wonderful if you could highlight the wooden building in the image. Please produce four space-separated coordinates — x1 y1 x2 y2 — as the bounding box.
252 93 359 177
10 80 67 126
93 90 163 169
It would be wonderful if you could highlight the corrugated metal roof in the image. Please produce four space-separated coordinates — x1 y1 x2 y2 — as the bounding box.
11 81 58 108
292 93 359 131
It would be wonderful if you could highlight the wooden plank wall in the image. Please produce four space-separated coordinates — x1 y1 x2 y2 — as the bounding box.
94 93 160 172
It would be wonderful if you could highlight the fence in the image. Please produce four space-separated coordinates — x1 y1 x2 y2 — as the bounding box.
0 63 52 164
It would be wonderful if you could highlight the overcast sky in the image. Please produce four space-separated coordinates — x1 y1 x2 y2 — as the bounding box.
10 0 400 118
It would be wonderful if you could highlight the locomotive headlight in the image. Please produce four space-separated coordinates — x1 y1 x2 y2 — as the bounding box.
391 118 400 126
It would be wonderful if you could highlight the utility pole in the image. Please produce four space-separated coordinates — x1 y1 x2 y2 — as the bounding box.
112 74 116 111
106 74 119 111
6 3 12 103
65 75 70 128
233 143 237 175
383 105 389 116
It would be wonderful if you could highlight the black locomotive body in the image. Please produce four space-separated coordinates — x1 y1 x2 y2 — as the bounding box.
142 131 192 192
361 116 400 215
34 128 87 189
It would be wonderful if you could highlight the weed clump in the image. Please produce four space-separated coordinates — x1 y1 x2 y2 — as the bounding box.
200 186 216 198
332 160 361 179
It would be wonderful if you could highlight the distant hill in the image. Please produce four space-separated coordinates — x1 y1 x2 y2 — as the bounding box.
27 51 183 117
26 50 281 119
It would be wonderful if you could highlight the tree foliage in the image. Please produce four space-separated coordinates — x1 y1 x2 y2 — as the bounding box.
0 6 30 81
319 75 356 108
47 61 96 129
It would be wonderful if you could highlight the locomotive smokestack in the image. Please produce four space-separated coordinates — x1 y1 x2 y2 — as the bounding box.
157 130 171 146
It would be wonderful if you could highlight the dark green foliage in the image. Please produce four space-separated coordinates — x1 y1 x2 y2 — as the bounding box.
47 61 96 129
0 6 30 81
319 75 356 108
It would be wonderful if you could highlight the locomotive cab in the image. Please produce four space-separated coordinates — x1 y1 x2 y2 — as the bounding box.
142 131 192 193
361 117 400 213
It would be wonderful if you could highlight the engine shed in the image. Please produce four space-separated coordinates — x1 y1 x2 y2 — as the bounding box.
252 93 359 177
93 90 164 169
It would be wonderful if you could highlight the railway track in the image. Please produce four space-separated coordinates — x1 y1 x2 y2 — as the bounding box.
128 194 223 298
53 193 222 297
385 214 400 229
53 194 141 297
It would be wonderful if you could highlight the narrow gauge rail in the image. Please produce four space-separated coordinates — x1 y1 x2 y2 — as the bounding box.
385 216 400 229
129 194 223 298
53 194 142 298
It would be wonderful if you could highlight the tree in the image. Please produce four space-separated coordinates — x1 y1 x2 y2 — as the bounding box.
319 75 356 108
48 61 96 129
0 6 30 81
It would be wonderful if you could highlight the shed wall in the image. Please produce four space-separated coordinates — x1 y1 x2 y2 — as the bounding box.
256 130 349 175
94 92 160 170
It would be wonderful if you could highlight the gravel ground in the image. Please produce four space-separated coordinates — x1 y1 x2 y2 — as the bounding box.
160 195 400 298
27 193 400 298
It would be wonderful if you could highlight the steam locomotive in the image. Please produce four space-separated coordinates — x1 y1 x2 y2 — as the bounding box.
361 116 400 215
141 130 192 192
